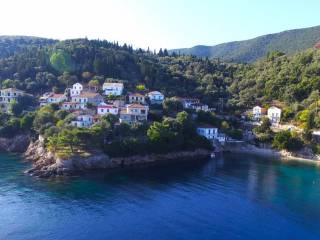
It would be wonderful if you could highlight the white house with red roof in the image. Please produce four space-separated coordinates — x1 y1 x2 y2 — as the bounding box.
40 93 67 106
48 93 67 103
119 103 149 124
71 92 104 107
0 88 28 103
97 102 119 115
128 93 146 104
252 106 267 121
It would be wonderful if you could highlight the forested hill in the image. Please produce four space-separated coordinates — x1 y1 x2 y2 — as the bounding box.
0 38 236 108
170 25 320 63
0 36 57 59
229 49 320 128
3 36 320 127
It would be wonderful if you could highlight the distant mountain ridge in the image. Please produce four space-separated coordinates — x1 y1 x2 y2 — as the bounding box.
170 25 320 62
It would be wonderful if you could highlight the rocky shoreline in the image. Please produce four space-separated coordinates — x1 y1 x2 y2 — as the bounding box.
24 136 211 178
2 134 319 178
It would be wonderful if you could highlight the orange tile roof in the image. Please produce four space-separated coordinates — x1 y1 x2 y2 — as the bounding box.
78 92 102 98
129 93 145 97
127 103 148 109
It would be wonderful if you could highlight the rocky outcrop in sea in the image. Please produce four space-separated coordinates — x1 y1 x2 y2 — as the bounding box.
24 136 211 178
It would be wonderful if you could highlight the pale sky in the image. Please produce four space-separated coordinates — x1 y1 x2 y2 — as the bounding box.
1 0 320 50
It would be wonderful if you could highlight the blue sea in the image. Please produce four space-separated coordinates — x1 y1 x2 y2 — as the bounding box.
1 153 320 240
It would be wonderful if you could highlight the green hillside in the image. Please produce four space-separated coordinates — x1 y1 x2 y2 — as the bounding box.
0 38 235 108
229 48 320 129
170 25 320 62
0 36 56 59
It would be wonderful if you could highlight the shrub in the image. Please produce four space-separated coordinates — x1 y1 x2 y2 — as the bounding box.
272 131 303 151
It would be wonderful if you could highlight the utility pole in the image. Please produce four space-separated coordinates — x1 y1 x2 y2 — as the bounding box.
219 97 224 113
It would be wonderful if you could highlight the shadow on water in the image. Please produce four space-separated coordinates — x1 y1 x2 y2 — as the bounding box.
27 158 214 200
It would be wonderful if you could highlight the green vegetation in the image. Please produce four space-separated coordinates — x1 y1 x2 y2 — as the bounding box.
253 117 273 143
50 50 75 73
1 36 320 155
171 25 320 62
272 131 303 151
43 109 212 158
136 84 146 91
9 95 37 116
230 48 320 132
0 111 35 137
0 38 234 110
0 36 56 59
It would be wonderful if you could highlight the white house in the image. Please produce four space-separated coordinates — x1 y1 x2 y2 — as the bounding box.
128 93 146 104
179 98 200 109
197 125 218 140
190 103 209 112
252 106 267 121
39 92 52 106
103 82 124 96
119 103 149 124
48 94 67 104
70 83 83 97
71 114 94 128
147 91 165 104
97 102 119 115
71 92 104 107
267 106 282 124
61 102 85 111
0 88 27 103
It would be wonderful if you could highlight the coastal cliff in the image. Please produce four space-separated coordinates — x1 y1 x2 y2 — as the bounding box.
24 136 211 178
0 134 30 153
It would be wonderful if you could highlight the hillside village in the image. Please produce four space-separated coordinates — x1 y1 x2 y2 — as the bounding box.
0 38 320 159
4 81 320 157
0 82 231 145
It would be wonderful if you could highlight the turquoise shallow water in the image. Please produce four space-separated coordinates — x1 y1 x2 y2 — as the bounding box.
1 153 320 240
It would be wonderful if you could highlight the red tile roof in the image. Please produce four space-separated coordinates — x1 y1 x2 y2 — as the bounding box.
50 94 65 98
98 104 117 109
